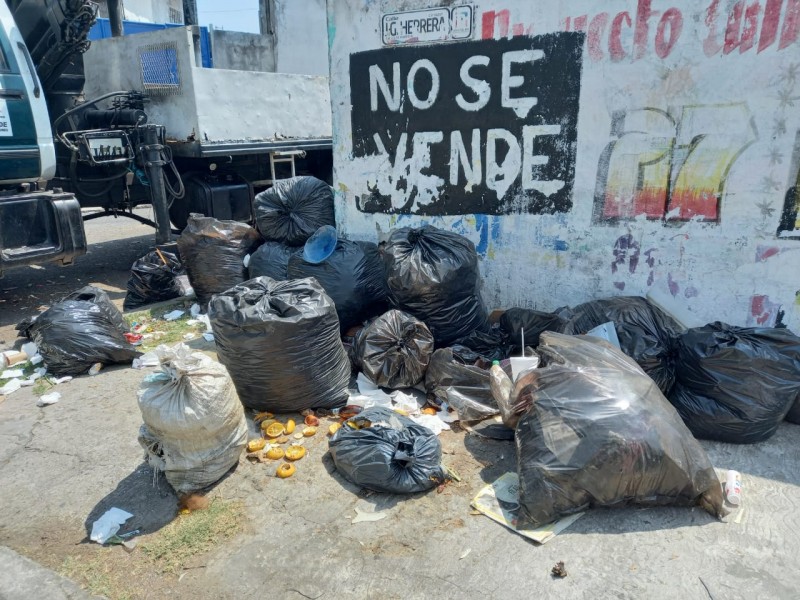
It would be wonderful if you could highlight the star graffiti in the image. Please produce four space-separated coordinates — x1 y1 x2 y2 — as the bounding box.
760 174 781 191
768 147 784 166
773 117 788 137
784 62 800 85
777 87 799 109
756 200 776 218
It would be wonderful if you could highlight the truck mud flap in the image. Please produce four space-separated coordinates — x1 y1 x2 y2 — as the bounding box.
0 190 87 275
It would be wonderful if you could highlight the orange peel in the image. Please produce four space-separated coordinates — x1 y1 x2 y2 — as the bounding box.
276 463 295 478
284 445 306 461
265 446 285 460
246 438 267 453
302 426 317 437
304 414 320 426
285 419 296 434
264 421 285 438
328 423 342 436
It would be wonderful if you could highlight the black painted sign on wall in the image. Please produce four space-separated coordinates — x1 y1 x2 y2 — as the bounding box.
349 32 584 216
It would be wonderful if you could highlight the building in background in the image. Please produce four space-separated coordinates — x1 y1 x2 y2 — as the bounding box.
95 0 184 24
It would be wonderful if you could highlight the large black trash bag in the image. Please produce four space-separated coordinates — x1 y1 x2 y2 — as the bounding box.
669 323 800 443
16 286 139 376
425 348 497 421
515 332 725 528
124 245 184 310
561 296 683 394
453 324 512 363
328 407 447 493
499 308 568 350
355 310 434 389
287 239 389 330
383 226 489 347
177 214 262 305
247 241 296 281
254 176 336 246
208 276 350 412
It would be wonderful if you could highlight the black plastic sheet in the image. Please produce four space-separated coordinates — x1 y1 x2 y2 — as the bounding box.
452 324 511 363
328 407 447 493
254 176 336 246
561 296 683 394
17 286 139 376
247 241 296 281
425 348 497 421
287 239 389 330
177 215 262 305
383 226 489 347
515 332 724 527
669 322 800 443
124 245 183 310
208 276 350 412
355 310 434 389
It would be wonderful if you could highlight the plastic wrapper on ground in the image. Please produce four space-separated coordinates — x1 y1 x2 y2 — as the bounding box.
328 407 447 493
253 176 336 246
208 276 350 412
669 322 800 443
355 310 434 389
247 241 296 281
383 226 489 347
177 214 262 305
16 286 139 376
515 332 724 528
425 348 498 421
124 245 184 310
561 296 683 394
137 344 247 495
287 239 389 330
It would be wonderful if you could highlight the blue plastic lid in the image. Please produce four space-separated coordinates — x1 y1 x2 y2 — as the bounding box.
303 225 338 264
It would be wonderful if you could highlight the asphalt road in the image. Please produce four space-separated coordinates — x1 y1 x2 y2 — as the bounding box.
0 208 161 347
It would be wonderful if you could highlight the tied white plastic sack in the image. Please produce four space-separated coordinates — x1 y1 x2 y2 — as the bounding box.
137 344 247 495
90 507 133 544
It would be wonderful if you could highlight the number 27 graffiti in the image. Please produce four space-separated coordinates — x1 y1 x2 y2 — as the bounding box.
593 104 757 223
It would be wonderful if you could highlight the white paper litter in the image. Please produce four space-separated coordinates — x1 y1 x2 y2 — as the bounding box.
352 507 387 524
37 392 61 407
19 372 42 387
29 354 43 366
1 369 24 379
190 303 201 317
0 379 22 396
392 390 421 414
53 376 72 384
90 507 134 544
21 342 38 357
163 310 185 321
132 351 160 369
409 413 450 435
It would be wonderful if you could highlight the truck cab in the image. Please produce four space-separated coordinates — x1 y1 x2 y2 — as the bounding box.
0 0 86 275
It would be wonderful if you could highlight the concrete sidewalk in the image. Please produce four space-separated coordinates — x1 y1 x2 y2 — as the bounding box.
0 546 99 600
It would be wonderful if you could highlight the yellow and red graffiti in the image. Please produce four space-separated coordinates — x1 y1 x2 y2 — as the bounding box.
594 104 757 222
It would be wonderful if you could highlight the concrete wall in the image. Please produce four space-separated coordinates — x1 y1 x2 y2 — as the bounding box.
210 29 275 72
329 0 800 330
273 0 328 75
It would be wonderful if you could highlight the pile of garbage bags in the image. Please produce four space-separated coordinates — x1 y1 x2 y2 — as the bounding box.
512 333 725 526
177 214 262 305
209 277 350 412
247 241 295 281
17 286 139 376
124 244 185 310
137 345 247 494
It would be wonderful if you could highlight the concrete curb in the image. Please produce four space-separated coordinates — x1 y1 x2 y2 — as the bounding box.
0 546 101 600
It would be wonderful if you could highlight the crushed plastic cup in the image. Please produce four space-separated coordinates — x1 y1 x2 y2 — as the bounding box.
509 356 540 382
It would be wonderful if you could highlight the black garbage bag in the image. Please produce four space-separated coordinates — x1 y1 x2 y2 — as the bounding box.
17 286 139 376
668 323 800 443
208 276 350 412
124 245 184 310
247 241 296 281
254 176 336 246
328 407 447 493
425 348 497 421
287 239 389 330
355 310 434 389
452 324 511 363
177 215 262 305
499 308 568 350
515 332 725 527
561 296 683 394
383 226 489 346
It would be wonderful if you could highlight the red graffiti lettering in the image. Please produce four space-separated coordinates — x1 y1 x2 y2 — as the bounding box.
722 1 762 55
610 12 633 60
759 0 783 51
634 0 660 59
588 13 610 60
779 0 800 49
573 14 588 31
655 8 683 57
481 9 510 39
704 0 724 56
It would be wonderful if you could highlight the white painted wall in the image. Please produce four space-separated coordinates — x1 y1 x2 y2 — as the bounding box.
273 0 328 75
329 0 800 330
119 0 183 23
